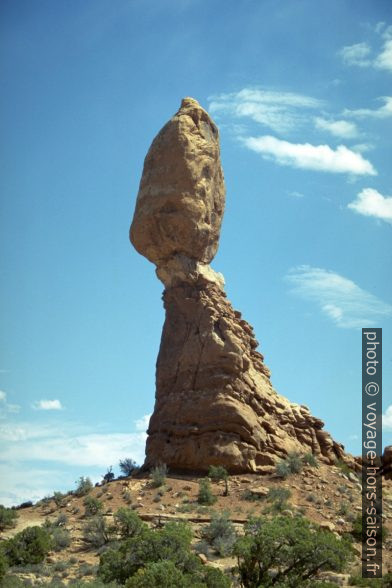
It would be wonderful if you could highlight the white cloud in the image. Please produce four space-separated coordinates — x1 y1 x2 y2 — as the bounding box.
348 188 392 223
344 96 392 119
375 39 392 72
286 265 392 328
135 414 151 432
288 191 305 199
33 399 63 411
314 117 358 138
339 42 372 67
0 416 149 506
383 406 392 431
209 88 323 134
243 135 376 175
0 390 20 417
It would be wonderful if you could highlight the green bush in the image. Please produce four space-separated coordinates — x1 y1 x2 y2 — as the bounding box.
208 465 229 496
83 515 114 547
149 464 167 488
51 527 71 551
0 504 19 531
53 492 66 507
114 507 145 538
197 478 217 505
99 522 195 584
125 560 188 587
0 549 8 583
233 515 353 587
3 526 53 565
302 453 319 467
74 476 93 497
275 452 304 478
119 458 138 477
84 496 103 517
266 487 292 512
275 460 291 479
202 511 236 556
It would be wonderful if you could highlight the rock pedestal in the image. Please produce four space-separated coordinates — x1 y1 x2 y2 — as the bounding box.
130 97 352 473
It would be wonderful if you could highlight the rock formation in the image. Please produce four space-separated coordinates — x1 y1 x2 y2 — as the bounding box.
130 97 354 473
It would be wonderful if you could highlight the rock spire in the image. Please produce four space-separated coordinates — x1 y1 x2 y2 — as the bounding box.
130 97 353 473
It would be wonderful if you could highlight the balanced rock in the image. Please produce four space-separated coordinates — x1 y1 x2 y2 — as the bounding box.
130 98 354 473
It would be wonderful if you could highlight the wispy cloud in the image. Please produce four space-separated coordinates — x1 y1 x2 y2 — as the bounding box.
0 417 149 506
0 390 20 417
32 399 63 411
375 39 392 72
348 188 392 223
209 88 323 134
243 135 376 175
286 265 392 328
314 117 358 139
339 42 372 67
339 24 392 73
344 96 392 119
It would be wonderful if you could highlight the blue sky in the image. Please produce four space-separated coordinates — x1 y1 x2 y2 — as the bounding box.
0 0 391 506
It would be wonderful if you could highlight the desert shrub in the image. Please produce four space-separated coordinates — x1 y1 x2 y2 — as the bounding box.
335 458 353 476
74 476 93 497
114 507 145 538
84 496 103 517
208 465 229 496
338 501 350 516
202 511 236 556
198 478 217 505
83 515 114 547
53 492 66 507
0 577 27 588
124 560 188 587
266 487 291 512
51 527 71 551
0 549 8 582
3 526 53 565
102 467 115 483
0 504 19 531
119 458 138 477
149 464 167 488
99 522 196 584
99 522 230 587
303 453 319 467
275 460 291 479
233 515 353 588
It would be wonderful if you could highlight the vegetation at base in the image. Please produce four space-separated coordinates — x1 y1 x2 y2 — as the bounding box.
303 452 319 467
119 458 139 477
198 478 217 505
275 451 304 478
98 520 229 586
53 491 66 507
0 504 19 531
149 464 168 488
84 496 103 517
114 507 145 538
83 515 115 547
0 549 8 583
265 487 291 513
202 511 237 556
2 526 53 566
335 458 354 476
348 573 392 586
74 476 93 497
208 465 229 496
233 515 354 588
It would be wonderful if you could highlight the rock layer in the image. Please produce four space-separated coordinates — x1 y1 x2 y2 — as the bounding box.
130 97 354 473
